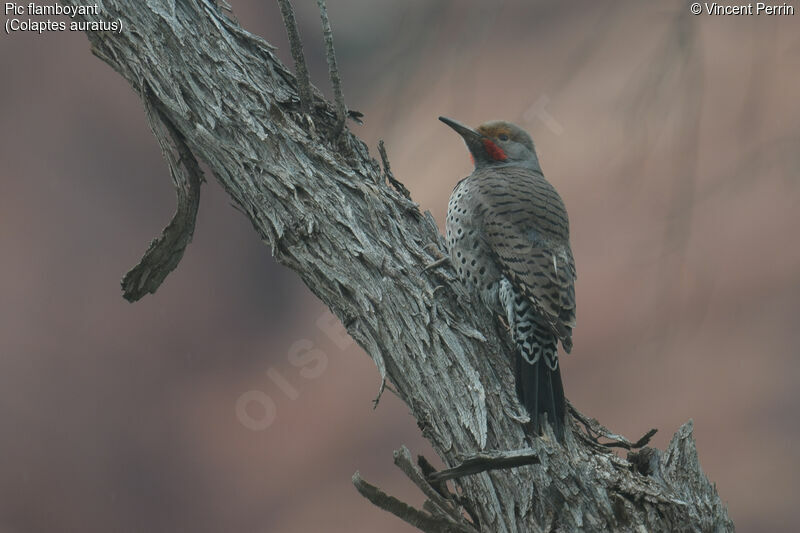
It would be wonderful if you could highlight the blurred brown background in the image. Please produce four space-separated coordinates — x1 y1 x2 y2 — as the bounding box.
1 1 798 531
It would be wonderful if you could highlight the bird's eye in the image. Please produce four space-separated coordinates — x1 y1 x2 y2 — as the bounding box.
498 134 509 141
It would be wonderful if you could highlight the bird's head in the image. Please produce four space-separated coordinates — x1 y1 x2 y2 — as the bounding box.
439 116 541 172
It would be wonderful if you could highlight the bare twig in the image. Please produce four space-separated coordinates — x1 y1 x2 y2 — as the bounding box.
347 109 364 124
393 447 479 533
316 0 346 138
416 455 481 528
416 456 452 500
276 0 312 116
426 448 541 483
372 378 386 409
570 403 657 450
378 139 412 199
351 448 479 533
352 472 468 533
605 428 659 450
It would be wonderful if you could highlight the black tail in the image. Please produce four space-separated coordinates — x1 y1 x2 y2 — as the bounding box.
515 353 566 442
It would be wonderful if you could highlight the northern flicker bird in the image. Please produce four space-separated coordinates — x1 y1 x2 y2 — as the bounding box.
440 116 576 442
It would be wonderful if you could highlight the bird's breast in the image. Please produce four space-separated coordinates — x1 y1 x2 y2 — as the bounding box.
446 179 504 314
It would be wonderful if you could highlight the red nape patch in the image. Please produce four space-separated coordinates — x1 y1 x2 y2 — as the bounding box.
482 139 507 161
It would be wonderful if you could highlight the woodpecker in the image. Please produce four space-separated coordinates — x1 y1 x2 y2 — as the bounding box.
440 116 576 442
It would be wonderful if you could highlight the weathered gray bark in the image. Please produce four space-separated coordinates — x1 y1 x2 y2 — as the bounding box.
61 1 734 531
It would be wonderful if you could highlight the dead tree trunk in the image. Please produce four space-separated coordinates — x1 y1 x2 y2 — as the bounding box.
61 1 733 531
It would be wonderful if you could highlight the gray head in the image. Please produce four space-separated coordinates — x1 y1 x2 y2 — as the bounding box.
439 117 542 172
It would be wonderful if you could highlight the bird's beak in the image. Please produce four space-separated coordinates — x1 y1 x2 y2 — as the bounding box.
439 116 484 155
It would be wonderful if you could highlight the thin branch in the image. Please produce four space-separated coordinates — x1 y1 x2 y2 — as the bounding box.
427 448 541 483
416 455 454 500
570 403 657 449
393 447 480 533
379 139 412 199
276 0 312 115
347 109 364 124
605 428 658 450
372 378 386 409
352 472 466 533
316 0 346 138
416 455 481 528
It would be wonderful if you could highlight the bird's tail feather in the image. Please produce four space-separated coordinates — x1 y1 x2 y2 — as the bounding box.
516 353 566 442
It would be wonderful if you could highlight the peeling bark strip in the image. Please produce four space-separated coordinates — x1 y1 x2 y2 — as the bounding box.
61 1 734 531
121 85 203 302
